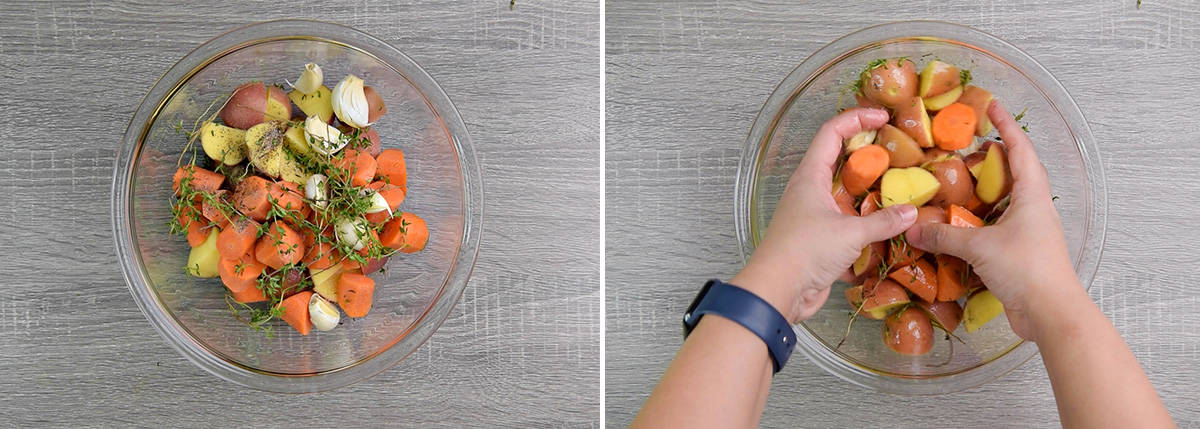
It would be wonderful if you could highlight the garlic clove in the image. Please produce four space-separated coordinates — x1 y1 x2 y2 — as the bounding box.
360 188 392 214
330 74 371 128
303 115 347 155
305 174 329 208
308 293 340 331
335 218 368 251
294 63 324 95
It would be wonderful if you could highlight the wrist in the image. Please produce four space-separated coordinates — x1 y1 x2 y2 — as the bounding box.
1024 276 1092 341
731 260 803 324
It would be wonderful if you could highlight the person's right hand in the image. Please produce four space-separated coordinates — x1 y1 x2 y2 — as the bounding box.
904 101 1081 343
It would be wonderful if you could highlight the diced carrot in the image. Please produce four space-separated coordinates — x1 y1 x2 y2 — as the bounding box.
186 220 210 247
362 128 382 157
840 145 890 196
380 212 429 253
232 176 272 222
887 237 924 269
888 258 938 302
173 166 225 195
217 217 260 259
254 221 306 270
375 148 407 188
268 181 311 222
860 191 881 216
218 253 266 294
275 291 314 335
334 149 378 187
831 180 857 216
336 273 375 318
201 190 231 228
948 204 984 228
935 254 968 302
231 284 267 303
932 103 978 150
304 241 338 270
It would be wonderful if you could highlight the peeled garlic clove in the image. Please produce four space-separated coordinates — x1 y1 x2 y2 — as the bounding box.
335 218 368 251
304 115 347 155
331 74 370 128
308 293 340 331
305 174 329 208
359 188 392 214
294 63 324 95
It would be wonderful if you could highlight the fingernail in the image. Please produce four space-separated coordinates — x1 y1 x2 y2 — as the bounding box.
897 204 917 224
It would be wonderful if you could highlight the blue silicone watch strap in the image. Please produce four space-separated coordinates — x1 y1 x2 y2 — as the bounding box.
682 279 795 373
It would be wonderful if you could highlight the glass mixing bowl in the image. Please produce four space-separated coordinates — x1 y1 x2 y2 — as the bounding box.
735 21 1105 394
112 20 482 392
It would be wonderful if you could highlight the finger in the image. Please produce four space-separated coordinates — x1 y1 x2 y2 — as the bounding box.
837 268 857 285
850 204 917 246
988 101 1050 195
904 222 981 262
796 107 890 184
795 286 832 322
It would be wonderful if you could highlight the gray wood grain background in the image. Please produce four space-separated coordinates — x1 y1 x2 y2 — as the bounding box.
0 1 599 427
606 1 1199 427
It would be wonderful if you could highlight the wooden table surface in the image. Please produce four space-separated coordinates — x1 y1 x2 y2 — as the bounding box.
606 1 1199 427
0 1 599 426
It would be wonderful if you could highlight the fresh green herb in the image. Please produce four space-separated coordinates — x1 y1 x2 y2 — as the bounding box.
1014 107 1028 122
959 68 973 87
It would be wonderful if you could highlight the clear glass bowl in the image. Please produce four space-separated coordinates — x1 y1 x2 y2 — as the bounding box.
112 20 482 392
735 21 1105 394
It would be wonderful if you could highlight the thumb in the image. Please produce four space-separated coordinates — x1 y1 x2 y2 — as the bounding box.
853 204 917 245
906 221 980 262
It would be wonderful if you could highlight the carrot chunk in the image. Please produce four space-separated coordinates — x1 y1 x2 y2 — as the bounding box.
840 145 890 196
337 272 375 318
932 103 978 150
277 291 314 335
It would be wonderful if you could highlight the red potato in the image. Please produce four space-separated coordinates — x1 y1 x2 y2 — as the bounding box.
363 86 387 124
928 156 974 207
362 128 382 157
859 191 881 216
893 96 934 148
875 124 924 168
219 82 292 130
851 241 886 277
918 300 963 333
963 151 987 178
883 306 935 355
855 92 885 110
831 180 858 216
860 58 918 108
915 205 946 225
918 60 961 98
846 278 911 320
888 258 938 303
362 256 390 274
923 148 953 166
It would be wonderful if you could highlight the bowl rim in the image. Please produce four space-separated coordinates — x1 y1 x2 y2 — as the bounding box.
111 19 483 393
734 20 1107 394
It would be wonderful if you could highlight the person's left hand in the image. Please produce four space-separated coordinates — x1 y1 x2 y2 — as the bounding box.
732 108 917 323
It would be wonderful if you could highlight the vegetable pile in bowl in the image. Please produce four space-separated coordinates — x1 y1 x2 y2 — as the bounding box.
175 63 429 336
735 21 1104 394
836 57 1011 356
113 20 481 392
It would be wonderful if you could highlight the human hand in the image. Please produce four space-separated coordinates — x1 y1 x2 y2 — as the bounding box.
732 108 918 324
905 101 1080 342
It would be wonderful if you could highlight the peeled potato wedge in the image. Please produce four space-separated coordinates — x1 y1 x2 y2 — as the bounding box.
185 229 221 278
963 289 1004 333
289 85 334 123
975 142 1012 204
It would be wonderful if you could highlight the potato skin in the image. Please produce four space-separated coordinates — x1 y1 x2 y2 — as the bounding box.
916 205 946 225
919 300 963 332
860 58 918 108
893 96 933 148
929 156 974 207
919 60 961 98
883 306 934 355
876 124 923 168
220 82 292 129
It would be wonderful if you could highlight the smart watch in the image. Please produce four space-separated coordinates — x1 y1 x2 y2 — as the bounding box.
682 279 795 373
